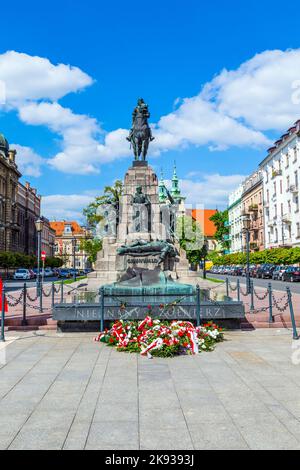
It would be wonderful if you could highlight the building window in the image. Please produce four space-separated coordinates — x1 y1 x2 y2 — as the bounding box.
293 147 297 163
297 223 300 239
280 180 283 194
286 176 290 191
286 154 289 168
295 196 299 213
295 171 299 188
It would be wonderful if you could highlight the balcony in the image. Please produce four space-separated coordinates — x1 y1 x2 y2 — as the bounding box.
282 214 292 224
272 169 282 178
288 185 299 194
248 204 259 212
268 219 275 227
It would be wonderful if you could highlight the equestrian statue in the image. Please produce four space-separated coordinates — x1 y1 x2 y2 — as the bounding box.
127 98 155 161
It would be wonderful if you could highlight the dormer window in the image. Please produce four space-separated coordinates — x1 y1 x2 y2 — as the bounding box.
64 224 73 234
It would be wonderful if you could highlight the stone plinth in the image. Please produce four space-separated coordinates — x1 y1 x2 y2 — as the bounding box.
88 161 195 288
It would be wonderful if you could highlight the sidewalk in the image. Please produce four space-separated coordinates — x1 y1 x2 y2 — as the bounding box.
1 329 300 450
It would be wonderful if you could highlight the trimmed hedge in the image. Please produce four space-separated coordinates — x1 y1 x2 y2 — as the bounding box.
0 252 64 269
209 247 300 266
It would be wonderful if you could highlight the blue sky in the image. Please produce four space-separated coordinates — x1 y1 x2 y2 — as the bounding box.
1 0 300 221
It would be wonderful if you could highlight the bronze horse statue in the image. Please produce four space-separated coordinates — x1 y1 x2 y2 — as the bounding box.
127 98 154 161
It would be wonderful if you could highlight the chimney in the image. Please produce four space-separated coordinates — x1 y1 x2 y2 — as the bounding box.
8 149 16 163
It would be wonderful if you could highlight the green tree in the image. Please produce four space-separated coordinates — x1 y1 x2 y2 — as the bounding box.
83 180 124 230
176 215 205 268
80 239 103 264
209 210 230 251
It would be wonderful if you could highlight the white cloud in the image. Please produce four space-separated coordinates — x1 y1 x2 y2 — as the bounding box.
179 174 247 208
202 49 300 131
41 193 94 221
2 49 300 176
12 144 44 177
0 50 93 106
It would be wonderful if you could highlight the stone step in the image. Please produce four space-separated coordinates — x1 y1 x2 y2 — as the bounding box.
4 315 52 327
38 325 57 331
7 325 39 331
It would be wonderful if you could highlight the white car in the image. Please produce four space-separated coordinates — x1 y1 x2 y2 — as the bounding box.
13 269 31 280
44 268 54 277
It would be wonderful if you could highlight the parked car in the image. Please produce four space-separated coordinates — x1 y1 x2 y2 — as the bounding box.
44 268 54 277
13 269 32 280
272 266 287 281
250 266 259 278
58 269 72 279
282 267 300 282
255 265 274 279
231 266 243 276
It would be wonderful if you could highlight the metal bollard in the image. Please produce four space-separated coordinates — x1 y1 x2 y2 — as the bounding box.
268 283 274 323
237 278 240 302
51 282 55 308
196 284 201 327
226 278 229 298
39 284 43 313
22 283 27 326
100 286 105 332
286 287 299 340
1 283 5 342
60 280 64 304
250 280 255 312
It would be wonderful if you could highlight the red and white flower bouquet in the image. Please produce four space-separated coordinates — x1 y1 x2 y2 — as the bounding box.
95 316 224 358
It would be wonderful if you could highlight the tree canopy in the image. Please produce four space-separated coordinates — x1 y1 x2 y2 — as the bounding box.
83 180 123 230
209 210 230 251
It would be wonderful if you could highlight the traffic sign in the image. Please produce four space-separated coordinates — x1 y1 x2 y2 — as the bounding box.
41 251 46 261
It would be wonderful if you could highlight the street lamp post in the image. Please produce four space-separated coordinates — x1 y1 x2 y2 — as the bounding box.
72 238 77 282
242 214 251 295
35 218 44 297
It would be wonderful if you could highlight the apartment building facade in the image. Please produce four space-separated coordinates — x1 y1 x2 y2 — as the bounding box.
260 120 300 249
241 170 265 252
228 185 244 253
50 221 92 269
0 134 21 252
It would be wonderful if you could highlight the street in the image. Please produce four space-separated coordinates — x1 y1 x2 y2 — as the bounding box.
208 273 300 295
4 277 59 293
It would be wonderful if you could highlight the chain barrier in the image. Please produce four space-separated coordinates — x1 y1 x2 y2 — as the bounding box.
229 282 238 292
253 287 269 301
6 290 25 307
54 284 61 294
272 293 289 313
42 286 52 297
26 290 39 302
240 286 248 297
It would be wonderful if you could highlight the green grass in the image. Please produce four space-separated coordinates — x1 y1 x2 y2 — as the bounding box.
200 276 225 284
55 276 87 285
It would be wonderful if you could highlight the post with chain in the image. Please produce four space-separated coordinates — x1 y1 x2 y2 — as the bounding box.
268 283 274 324
196 284 201 327
1 283 5 342
60 280 64 304
237 278 240 302
100 286 105 332
39 284 43 313
226 278 229 298
250 280 255 312
22 283 27 327
286 287 299 340
51 282 55 308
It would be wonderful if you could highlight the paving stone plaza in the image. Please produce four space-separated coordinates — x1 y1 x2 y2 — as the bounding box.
1 329 300 450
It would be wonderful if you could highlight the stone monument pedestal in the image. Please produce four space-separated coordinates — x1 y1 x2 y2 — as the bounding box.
88 161 198 289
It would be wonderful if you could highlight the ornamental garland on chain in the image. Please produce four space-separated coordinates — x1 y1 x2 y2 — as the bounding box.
95 312 224 359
